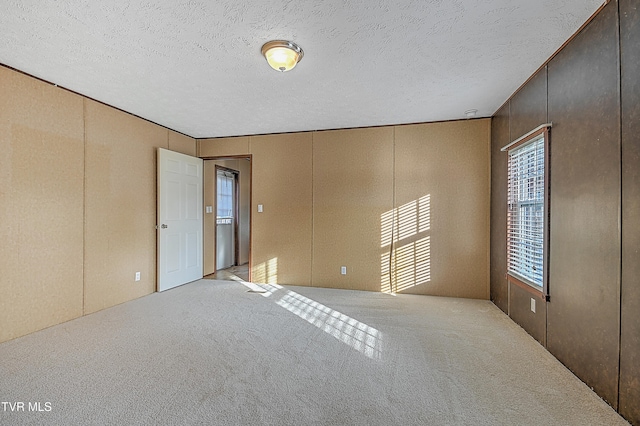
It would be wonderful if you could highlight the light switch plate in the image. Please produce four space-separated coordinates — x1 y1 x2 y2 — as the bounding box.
530 298 536 313
341 266 347 275
258 204 263 213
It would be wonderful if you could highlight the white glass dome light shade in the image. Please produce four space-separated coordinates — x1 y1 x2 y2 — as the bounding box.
261 40 304 72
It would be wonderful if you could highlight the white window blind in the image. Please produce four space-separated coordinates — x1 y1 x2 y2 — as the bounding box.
507 134 545 287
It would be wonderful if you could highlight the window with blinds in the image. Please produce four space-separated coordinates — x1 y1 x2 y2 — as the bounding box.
507 133 545 288
216 171 234 225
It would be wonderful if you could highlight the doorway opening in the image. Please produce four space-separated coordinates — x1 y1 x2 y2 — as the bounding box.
216 166 238 270
203 157 251 282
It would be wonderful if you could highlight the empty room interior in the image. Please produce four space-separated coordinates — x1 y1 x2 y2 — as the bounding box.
1 1 638 425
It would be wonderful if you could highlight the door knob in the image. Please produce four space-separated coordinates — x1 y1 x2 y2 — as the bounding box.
161 224 168 229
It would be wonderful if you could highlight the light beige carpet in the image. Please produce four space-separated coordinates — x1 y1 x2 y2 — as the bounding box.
0 280 629 425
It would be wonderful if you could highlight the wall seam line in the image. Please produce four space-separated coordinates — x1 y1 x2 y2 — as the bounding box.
487 120 491 299
82 97 87 317
391 126 396 294
616 0 623 411
507 99 511 317
545 64 549 349
310 132 315 287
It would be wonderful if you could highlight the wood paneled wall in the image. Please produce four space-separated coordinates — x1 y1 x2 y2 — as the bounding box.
547 2 621 406
0 67 84 343
0 65 196 343
489 105 509 314
394 121 490 298
251 133 313 286
198 119 490 298
312 128 394 291
198 136 249 157
84 101 168 314
169 130 197 156
619 0 640 422
490 2 640 423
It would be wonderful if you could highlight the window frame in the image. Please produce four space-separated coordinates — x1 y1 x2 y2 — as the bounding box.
216 170 235 222
503 125 550 300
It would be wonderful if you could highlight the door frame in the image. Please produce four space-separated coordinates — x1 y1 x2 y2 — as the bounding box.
215 165 240 269
203 155 252 281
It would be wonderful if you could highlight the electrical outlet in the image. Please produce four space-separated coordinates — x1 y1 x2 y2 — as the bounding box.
341 266 347 275
135 272 141 282
530 298 536 313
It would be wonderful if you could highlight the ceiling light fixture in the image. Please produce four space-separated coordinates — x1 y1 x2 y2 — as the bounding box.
465 109 478 118
261 40 304 72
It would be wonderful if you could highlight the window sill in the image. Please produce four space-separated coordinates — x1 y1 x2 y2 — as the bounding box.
507 273 548 301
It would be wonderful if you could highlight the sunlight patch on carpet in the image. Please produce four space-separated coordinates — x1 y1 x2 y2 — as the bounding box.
240 281 382 360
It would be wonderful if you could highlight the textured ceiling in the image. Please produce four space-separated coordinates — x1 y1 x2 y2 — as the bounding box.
1 0 604 138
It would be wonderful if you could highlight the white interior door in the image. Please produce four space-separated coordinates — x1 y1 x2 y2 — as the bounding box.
157 148 203 291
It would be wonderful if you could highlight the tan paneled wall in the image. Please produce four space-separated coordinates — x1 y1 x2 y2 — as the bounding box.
169 130 196 156
84 100 168 314
198 136 249 157
312 128 395 291
0 66 195 343
0 67 85 342
199 120 489 298
250 133 313 286
394 120 490 298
